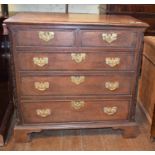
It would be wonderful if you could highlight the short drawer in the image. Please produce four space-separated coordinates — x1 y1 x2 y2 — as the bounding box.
80 30 137 48
21 99 130 124
17 51 135 71
20 74 134 96
15 29 75 47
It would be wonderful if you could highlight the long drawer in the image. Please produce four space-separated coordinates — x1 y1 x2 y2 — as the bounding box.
20 74 134 96
17 51 135 71
15 29 76 47
21 99 130 124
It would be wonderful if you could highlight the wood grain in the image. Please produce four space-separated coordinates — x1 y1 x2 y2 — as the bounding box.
17 51 135 71
4 13 149 28
20 99 130 124
139 36 155 139
80 30 137 48
15 29 75 47
20 74 134 96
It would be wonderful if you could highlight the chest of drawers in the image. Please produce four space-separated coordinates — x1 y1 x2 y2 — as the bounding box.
4 13 148 142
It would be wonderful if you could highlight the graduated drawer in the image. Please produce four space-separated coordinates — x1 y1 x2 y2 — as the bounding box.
80 30 137 48
21 99 130 124
17 52 135 71
20 74 134 96
15 29 75 47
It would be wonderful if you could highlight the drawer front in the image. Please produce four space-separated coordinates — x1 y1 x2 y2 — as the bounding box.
21 99 130 124
17 52 134 71
81 30 137 48
20 74 134 96
15 29 75 47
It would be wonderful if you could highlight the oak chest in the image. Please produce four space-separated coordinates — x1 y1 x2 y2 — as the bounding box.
4 13 148 142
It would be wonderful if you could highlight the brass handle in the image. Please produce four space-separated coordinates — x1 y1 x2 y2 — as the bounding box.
71 100 85 110
102 33 117 44
71 76 85 85
105 57 120 67
71 53 86 63
36 108 51 117
105 81 119 91
34 82 49 91
33 57 48 67
39 31 55 42
103 106 118 115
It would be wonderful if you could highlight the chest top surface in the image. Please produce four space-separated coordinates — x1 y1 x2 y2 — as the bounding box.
4 12 149 28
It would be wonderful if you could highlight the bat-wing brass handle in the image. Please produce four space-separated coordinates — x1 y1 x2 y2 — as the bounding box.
105 57 120 67
103 106 118 115
71 100 85 110
71 53 86 63
33 57 48 67
34 82 50 91
36 108 51 117
102 33 117 44
71 76 85 85
105 81 119 91
39 31 55 42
